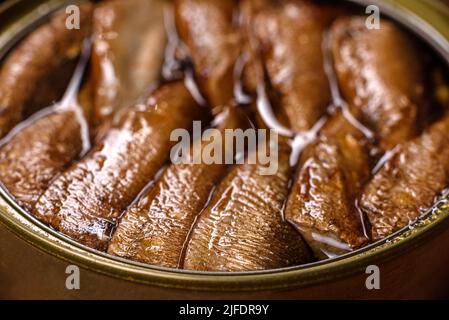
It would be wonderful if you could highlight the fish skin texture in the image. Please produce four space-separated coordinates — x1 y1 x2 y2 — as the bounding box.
175 0 240 112
361 114 449 240
0 4 92 138
91 0 166 131
331 16 429 151
0 85 93 211
183 145 312 272
252 0 340 132
108 107 251 268
286 113 371 259
33 82 205 251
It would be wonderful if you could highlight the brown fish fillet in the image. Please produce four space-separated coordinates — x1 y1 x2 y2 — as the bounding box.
331 16 429 150
360 114 449 240
252 0 340 132
285 113 371 258
33 82 205 251
0 4 92 138
0 85 93 211
108 107 251 268
175 0 241 112
237 0 272 95
183 144 311 271
91 0 166 130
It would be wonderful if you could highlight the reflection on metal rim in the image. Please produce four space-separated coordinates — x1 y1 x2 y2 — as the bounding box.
0 0 449 291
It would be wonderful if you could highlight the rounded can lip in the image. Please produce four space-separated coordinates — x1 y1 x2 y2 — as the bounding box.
1 0 449 292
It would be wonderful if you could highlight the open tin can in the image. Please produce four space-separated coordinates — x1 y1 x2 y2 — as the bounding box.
1 0 449 299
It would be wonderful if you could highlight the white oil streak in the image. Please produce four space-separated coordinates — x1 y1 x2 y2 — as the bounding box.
256 84 293 138
322 31 374 141
371 145 400 175
233 52 252 104
289 116 328 167
0 38 92 156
